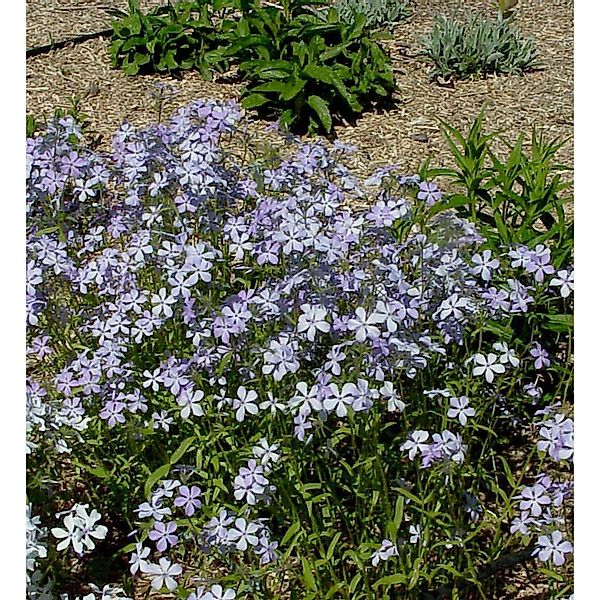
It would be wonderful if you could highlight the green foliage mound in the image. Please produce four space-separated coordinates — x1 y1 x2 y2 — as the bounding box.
422 12 540 80
110 0 396 134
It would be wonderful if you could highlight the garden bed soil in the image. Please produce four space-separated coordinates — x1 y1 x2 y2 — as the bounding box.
26 0 573 190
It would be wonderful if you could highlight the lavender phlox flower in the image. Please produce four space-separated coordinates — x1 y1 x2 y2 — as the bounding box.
437 293 470 321
345 378 376 412
409 524 422 544
417 181 442 206
366 199 404 227
508 245 531 269
525 244 555 283
141 557 183 591
255 533 279 565
348 306 385 342
470 352 506 383
371 539 398 566
549 269 574 298
204 509 235 546
252 439 281 469
100 400 127 427
288 381 321 415
471 249 500 282
533 530 573 566
135 496 172 521
51 505 107 555
293 412 313 442
433 430 467 464
515 484 551 517
129 542 150 575
262 334 300 381
510 511 535 536
537 413 574 462
492 342 520 367
232 386 259 422
227 518 260 551
507 278 534 313
380 381 405 412
151 287 177 318
323 345 347 376
149 520 178 552
177 388 205 419
423 388 451 401
174 485 203 516
322 382 356 418
190 585 236 600
152 410 174 432
482 286 511 314
153 479 182 500
259 391 287 414
51 514 84 554
142 367 163 392
447 396 475 426
297 304 330 341
530 342 550 370
234 459 269 505
401 430 430 460
372 299 403 333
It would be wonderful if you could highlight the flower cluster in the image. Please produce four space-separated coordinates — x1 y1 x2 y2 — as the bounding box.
26 98 573 596
51 504 108 555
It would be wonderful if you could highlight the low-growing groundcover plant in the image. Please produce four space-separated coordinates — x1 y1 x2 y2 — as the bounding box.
26 99 573 599
422 11 540 80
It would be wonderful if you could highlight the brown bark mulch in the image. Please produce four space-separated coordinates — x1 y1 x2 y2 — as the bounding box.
26 0 573 187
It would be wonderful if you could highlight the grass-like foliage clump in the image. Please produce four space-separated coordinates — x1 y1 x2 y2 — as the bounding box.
110 0 395 134
27 99 572 600
422 12 540 80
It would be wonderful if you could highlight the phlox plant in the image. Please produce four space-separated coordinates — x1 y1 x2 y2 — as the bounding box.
26 99 573 599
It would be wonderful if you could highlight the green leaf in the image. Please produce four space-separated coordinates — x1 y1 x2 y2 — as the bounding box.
301 557 318 591
72 459 110 480
374 573 407 587
281 78 306 101
144 463 171 498
326 532 342 560
281 521 301 546
302 63 333 84
170 436 196 465
307 95 332 132
241 93 270 109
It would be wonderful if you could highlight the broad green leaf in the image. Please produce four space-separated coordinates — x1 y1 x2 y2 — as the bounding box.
241 93 270 109
281 78 306 101
303 64 333 84
307 95 332 132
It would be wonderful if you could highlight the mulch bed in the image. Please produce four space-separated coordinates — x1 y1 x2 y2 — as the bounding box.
26 0 573 186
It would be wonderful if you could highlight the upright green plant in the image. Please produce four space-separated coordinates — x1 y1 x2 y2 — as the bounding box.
231 4 395 134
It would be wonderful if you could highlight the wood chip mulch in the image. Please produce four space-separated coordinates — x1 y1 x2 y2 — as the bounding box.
26 0 573 189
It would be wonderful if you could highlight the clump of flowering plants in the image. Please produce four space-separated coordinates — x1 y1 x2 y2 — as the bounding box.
26 99 573 599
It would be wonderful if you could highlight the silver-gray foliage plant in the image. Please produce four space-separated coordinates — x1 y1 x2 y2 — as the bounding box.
423 11 540 79
334 0 411 29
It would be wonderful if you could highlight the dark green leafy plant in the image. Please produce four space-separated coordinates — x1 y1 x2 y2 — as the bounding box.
422 12 540 80
109 0 396 134
110 0 238 77
233 4 395 134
